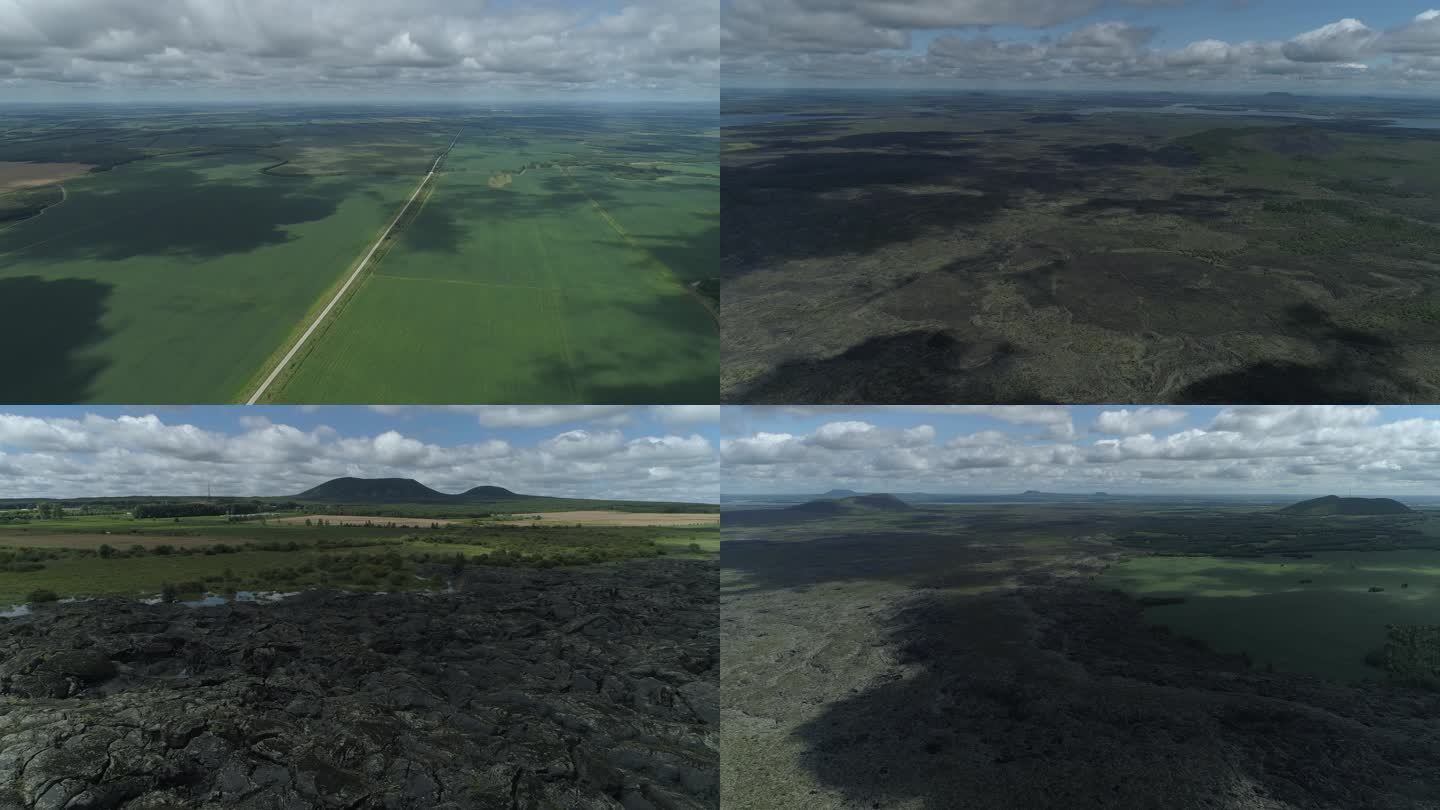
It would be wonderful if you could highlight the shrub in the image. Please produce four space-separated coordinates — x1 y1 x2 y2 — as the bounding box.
98 544 114 559
160 583 178 603
153 545 174 556
27 589 58 603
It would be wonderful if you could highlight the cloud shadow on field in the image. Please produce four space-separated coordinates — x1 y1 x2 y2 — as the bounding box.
526 290 717 405
720 142 1122 273
12 165 370 262
1176 302 1420 403
728 330 1056 405
0 275 110 402
630 216 719 284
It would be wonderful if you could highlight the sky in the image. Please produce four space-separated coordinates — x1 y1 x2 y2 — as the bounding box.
722 405 1440 496
0 0 718 101
723 0 1440 92
0 405 720 502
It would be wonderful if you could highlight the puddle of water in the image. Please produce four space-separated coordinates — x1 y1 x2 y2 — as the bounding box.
0 604 30 619
179 590 299 607
135 590 300 607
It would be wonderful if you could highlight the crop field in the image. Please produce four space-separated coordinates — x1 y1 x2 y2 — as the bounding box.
0 103 717 403
0 105 451 402
722 90 1440 403
269 109 718 403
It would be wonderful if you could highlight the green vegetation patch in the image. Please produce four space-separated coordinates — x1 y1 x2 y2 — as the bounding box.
1100 549 1440 683
0 520 717 602
1368 624 1440 690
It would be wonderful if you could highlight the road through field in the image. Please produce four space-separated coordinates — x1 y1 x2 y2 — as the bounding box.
245 128 463 404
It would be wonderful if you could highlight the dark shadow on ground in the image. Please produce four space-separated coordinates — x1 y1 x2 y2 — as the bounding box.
722 185 1008 274
1058 142 1202 168
6 164 371 262
523 289 717 405
721 146 1115 271
721 530 1021 595
1067 192 1241 221
1177 302 1419 403
399 194 466 254
630 216 720 286
0 275 110 402
792 584 1440 809
729 330 1053 405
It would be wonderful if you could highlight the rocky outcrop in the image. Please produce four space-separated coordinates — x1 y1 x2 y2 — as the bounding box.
0 559 718 810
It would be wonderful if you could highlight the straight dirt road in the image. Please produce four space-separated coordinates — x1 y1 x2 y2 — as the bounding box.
245 128 464 404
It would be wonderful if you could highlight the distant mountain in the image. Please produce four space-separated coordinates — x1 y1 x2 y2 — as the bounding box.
297 477 448 502
1278 496 1413 516
818 489 860 498
460 485 518 500
842 494 912 511
292 478 706 512
788 494 911 515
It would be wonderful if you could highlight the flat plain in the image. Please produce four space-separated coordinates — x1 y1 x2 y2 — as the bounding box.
0 508 719 605
722 495 1440 809
722 90 1440 403
0 103 717 403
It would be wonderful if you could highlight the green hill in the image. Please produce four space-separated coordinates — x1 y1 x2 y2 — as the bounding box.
727 494 913 527
461 485 519 500
296 477 450 502
789 494 912 514
288 477 714 516
1278 496 1413 516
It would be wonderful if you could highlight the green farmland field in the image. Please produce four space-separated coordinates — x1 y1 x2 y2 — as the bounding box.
270 119 719 403
0 104 717 403
0 151 419 402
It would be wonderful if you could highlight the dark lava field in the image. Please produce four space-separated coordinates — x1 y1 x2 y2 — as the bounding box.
0 560 718 810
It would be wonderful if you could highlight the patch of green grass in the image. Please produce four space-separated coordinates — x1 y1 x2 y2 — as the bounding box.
656 533 720 558
1258 197 1440 257
1100 550 1440 683
0 549 311 602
